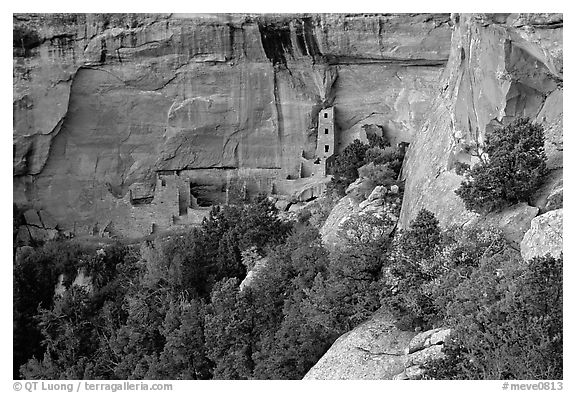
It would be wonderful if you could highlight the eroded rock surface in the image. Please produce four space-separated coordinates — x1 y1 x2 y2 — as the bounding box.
320 180 400 251
320 195 360 250
521 208 563 261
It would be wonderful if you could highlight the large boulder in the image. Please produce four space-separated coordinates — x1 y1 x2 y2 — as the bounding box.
393 327 451 380
303 310 452 380
345 178 375 200
407 327 451 354
471 202 539 248
521 209 563 261
366 185 386 202
303 310 416 380
544 185 563 212
496 203 539 248
274 198 290 212
320 193 399 251
319 196 360 250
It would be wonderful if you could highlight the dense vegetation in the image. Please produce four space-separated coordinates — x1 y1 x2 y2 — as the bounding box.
423 253 562 379
329 132 406 195
14 201 561 380
455 118 548 214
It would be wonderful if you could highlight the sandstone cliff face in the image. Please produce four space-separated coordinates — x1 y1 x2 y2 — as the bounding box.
14 13 451 238
399 13 563 229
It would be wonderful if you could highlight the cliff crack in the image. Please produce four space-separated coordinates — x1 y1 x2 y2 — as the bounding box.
153 73 180 91
49 74 74 88
117 40 163 51
355 346 405 357
152 62 190 91
514 22 563 30
326 56 448 66
81 66 126 85
377 18 384 56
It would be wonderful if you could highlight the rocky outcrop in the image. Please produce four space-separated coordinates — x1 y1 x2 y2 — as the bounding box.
400 13 563 229
303 310 416 379
239 257 268 291
492 203 539 248
320 195 360 250
359 185 402 215
463 202 539 249
544 185 563 212
531 169 563 213
393 328 451 380
521 208 563 261
345 177 376 200
14 13 452 238
320 181 400 250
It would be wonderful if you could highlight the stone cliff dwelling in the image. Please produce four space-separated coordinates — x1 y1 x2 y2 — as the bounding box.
296 107 337 180
315 107 336 177
122 107 338 237
124 172 213 236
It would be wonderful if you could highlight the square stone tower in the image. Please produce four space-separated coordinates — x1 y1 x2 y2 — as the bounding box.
316 107 336 160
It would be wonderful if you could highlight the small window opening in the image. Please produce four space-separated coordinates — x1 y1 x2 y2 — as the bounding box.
161 179 166 187
324 112 328 118
324 145 329 153
324 128 329 134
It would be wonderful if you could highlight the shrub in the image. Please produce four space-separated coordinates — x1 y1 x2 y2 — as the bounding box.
329 133 406 195
399 209 442 262
327 139 371 196
357 162 397 187
330 139 370 182
366 132 390 149
381 209 444 329
365 146 406 176
455 118 548 214
303 214 391 333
